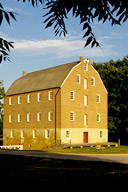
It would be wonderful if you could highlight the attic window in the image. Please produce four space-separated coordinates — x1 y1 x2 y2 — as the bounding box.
49 91 53 100
84 62 88 71
76 74 80 84
91 77 95 86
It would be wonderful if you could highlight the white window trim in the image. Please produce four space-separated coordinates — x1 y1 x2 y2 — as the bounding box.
37 93 41 102
9 115 12 123
9 97 12 105
84 78 87 89
33 130 36 138
37 112 41 122
76 74 80 84
84 114 87 126
48 111 53 121
91 77 95 86
48 91 53 100
97 94 100 103
27 113 31 122
70 91 75 100
100 131 104 139
70 112 75 121
84 95 88 106
84 62 88 71
18 114 21 123
97 113 101 122
45 130 49 139
18 96 21 104
27 94 31 103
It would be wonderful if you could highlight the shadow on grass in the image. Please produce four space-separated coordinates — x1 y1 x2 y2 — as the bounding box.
0 154 128 190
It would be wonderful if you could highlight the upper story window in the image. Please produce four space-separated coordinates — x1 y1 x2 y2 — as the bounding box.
27 113 31 122
84 78 87 89
70 91 75 100
9 115 12 123
70 112 75 121
97 94 100 103
84 95 88 106
91 77 95 86
37 93 42 102
9 97 12 105
18 96 21 104
97 113 101 122
48 91 53 100
27 94 31 103
76 74 80 84
84 62 88 71
84 114 87 126
48 111 53 121
37 112 41 122
18 114 21 122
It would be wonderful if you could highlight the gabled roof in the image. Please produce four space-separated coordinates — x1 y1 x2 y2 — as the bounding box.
6 61 79 96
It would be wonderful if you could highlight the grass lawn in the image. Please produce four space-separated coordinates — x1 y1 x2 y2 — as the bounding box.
0 154 128 190
45 145 128 154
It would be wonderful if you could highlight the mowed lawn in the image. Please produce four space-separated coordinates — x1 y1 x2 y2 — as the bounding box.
0 154 128 190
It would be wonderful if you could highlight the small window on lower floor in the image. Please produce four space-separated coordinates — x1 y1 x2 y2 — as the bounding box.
45 130 49 139
10 130 13 138
33 130 36 138
100 131 104 139
66 131 71 140
21 130 24 138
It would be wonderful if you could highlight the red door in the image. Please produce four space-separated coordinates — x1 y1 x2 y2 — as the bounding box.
83 132 88 143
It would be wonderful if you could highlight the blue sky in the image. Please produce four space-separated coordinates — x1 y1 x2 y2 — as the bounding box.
0 0 128 91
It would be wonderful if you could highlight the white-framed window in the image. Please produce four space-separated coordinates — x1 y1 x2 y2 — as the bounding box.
33 130 36 138
9 115 12 123
48 111 53 121
21 130 24 138
37 112 41 122
18 96 21 104
37 93 42 102
10 130 13 138
84 78 87 89
27 94 31 103
45 130 49 139
97 94 100 103
76 74 80 84
91 77 95 86
27 113 31 122
70 91 75 100
48 91 53 100
18 114 21 122
84 62 88 71
84 114 87 126
84 95 88 106
100 131 104 139
70 112 75 121
97 113 101 122
66 131 71 140
9 97 12 105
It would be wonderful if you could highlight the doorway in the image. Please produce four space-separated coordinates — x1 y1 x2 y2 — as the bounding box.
83 132 88 143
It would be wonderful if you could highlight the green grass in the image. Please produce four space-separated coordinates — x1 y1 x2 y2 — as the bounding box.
44 145 128 154
0 154 128 190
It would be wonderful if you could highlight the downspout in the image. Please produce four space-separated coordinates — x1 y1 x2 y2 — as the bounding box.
55 87 60 144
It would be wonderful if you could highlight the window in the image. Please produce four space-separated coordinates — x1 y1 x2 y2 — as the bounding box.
49 91 53 100
45 130 49 138
37 93 42 102
91 77 95 86
97 94 100 103
66 131 71 140
70 91 75 100
84 78 87 89
70 112 75 121
18 114 21 122
100 131 104 139
97 113 101 122
18 96 21 104
10 130 13 138
21 130 24 138
27 113 31 122
76 74 80 84
9 97 12 105
84 114 87 126
9 115 12 123
48 112 53 121
84 95 88 106
37 112 41 122
33 130 36 138
84 62 88 71
27 94 31 103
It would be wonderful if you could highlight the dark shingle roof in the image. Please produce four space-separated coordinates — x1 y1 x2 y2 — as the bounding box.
6 61 79 96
